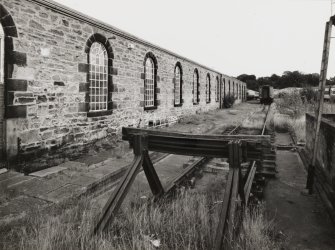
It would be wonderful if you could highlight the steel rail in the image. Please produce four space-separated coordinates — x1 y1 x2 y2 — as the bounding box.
215 104 273 249
244 104 272 203
94 105 271 235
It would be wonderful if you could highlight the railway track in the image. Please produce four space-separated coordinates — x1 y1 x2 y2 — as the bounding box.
93 104 275 234
91 104 275 202
166 105 276 198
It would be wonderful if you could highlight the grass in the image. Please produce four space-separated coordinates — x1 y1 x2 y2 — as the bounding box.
242 111 266 129
274 113 306 143
274 89 335 144
5 191 219 250
231 205 283 250
1 185 284 250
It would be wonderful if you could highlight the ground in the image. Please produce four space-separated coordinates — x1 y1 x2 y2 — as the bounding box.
264 126 335 250
0 103 257 237
1 101 335 249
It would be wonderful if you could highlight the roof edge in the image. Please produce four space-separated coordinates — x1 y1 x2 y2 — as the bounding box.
26 0 240 79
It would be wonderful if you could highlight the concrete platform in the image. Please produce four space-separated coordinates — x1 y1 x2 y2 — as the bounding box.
264 150 335 249
275 132 294 147
0 168 8 175
29 166 67 178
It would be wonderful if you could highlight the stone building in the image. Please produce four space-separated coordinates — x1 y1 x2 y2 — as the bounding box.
0 0 246 170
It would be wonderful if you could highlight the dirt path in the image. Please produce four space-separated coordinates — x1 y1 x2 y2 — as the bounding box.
264 133 335 250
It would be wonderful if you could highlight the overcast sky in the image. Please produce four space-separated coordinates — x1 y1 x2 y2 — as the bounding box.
54 0 332 78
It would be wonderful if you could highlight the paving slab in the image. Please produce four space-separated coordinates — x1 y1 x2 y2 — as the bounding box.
86 160 128 180
0 171 22 182
29 166 67 178
0 168 8 175
0 175 33 189
275 132 294 146
0 195 50 220
69 175 98 187
45 184 85 203
14 178 68 198
265 150 335 250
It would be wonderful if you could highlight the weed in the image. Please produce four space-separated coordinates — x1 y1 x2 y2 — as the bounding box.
230 205 284 250
2 188 283 250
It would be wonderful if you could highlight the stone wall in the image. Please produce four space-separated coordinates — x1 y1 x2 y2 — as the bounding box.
0 0 246 171
306 113 335 211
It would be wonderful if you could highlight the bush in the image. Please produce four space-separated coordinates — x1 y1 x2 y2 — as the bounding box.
300 87 317 103
275 90 304 118
223 94 236 108
330 95 335 104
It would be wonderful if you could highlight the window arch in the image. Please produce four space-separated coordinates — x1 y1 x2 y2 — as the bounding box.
0 4 19 159
0 24 4 158
193 69 199 104
89 42 108 111
85 33 114 116
174 62 183 106
206 74 211 103
237 84 239 99
228 80 231 96
244 86 246 100
223 78 226 103
239 84 242 99
143 52 158 109
215 76 220 102
0 26 3 83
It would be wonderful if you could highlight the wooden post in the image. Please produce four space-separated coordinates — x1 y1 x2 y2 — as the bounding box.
214 140 242 250
227 140 241 247
214 141 234 250
93 134 144 234
307 18 333 194
142 149 165 197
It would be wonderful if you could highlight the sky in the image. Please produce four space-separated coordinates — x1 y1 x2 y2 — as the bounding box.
53 0 332 78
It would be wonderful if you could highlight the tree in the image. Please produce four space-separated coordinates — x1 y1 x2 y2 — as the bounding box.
236 71 322 90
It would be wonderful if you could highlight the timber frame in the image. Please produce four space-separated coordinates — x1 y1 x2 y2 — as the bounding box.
93 127 272 243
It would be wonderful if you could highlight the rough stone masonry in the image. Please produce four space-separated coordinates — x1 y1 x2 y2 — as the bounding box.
0 0 246 171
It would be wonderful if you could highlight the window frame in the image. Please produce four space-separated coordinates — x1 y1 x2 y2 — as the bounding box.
206 73 211 103
236 84 239 99
193 69 200 105
88 42 109 113
228 80 231 96
174 62 183 107
143 52 158 111
85 33 114 118
215 76 220 102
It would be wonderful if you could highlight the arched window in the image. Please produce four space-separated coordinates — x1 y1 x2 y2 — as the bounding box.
0 26 3 83
193 69 199 104
89 42 108 111
206 74 211 103
0 24 4 157
215 76 220 102
174 63 182 106
144 54 157 109
228 80 231 96
237 84 239 99
244 86 246 100
240 85 242 99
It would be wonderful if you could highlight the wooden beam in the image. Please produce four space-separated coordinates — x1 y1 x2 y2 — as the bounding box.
142 150 165 197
